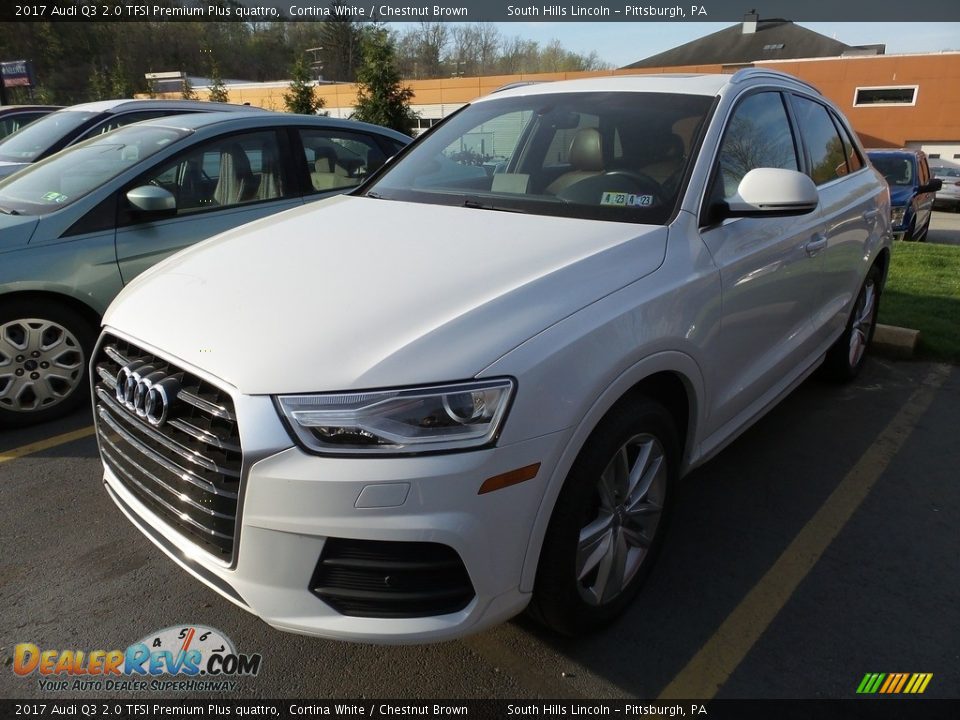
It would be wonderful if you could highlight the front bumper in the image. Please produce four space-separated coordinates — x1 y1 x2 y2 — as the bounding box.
100 388 567 644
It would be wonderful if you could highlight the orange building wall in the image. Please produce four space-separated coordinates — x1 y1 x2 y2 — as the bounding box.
758 54 960 147
152 52 960 148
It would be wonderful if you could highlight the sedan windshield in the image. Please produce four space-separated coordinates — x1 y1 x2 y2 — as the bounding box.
0 110 100 163
0 125 188 215
365 91 714 225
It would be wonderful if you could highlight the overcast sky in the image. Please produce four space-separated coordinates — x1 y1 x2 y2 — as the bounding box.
491 22 960 67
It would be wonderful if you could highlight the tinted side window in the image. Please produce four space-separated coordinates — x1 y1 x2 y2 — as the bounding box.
791 96 848 185
300 128 393 194
0 112 46 137
124 130 286 223
717 92 799 199
831 112 863 174
918 155 930 184
83 110 186 139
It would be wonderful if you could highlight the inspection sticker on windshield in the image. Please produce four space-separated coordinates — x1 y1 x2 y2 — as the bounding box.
42 191 68 203
600 191 654 208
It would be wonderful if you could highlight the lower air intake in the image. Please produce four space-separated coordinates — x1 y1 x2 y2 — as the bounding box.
311 538 475 618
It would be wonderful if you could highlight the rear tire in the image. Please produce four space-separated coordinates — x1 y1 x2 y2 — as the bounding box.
822 265 882 382
528 397 678 635
0 298 96 429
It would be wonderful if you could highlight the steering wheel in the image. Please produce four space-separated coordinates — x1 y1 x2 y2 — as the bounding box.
601 170 662 196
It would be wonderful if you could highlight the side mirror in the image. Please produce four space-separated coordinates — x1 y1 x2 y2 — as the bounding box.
920 179 943 193
126 185 176 215
724 168 819 217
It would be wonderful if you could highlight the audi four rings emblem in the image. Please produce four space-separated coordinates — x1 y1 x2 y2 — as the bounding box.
115 361 181 427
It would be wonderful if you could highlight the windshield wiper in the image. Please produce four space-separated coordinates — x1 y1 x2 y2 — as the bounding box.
462 197 526 214
0 206 20 215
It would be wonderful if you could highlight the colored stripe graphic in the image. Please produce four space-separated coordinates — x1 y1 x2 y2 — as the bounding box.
857 673 932 694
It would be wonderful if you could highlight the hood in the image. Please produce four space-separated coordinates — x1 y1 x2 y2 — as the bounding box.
0 213 39 249
105 196 668 394
0 161 28 179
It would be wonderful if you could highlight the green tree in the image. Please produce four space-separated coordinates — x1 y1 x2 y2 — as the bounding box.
181 74 198 100
207 59 230 102
109 55 132 98
283 55 324 114
89 65 109 101
352 28 417 136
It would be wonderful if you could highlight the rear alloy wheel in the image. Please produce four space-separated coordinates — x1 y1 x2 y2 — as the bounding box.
529 398 678 635
822 265 881 381
0 300 95 428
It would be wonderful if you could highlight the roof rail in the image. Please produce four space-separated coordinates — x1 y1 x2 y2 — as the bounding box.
729 67 821 94
490 81 544 94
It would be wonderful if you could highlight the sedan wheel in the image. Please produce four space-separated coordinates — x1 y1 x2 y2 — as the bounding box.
0 300 95 428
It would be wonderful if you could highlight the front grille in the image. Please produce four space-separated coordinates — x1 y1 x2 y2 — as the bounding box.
93 334 242 560
311 538 475 618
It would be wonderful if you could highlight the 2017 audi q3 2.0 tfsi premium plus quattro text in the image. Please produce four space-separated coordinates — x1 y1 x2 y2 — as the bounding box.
92 70 891 643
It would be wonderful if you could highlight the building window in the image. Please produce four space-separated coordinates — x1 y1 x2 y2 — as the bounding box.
763 43 785 51
853 86 918 107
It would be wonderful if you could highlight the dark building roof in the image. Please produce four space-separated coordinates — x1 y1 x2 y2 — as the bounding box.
623 16 884 69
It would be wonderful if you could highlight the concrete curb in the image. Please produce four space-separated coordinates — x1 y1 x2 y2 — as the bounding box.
873 324 920 360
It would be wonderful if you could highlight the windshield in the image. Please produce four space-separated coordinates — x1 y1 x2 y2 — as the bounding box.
364 91 713 225
868 154 916 187
0 110 101 163
0 124 188 216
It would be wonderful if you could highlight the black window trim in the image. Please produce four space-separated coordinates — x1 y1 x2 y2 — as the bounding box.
292 125 409 199
788 91 856 189
699 88 801 229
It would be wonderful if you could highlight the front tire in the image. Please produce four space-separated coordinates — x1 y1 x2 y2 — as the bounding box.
529 397 679 635
0 299 96 428
822 265 882 382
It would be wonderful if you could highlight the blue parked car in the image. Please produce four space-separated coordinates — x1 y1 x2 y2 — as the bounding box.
866 148 942 241
0 111 410 427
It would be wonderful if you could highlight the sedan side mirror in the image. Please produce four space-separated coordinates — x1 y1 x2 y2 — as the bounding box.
920 179 943 193
725 168 819 217
126 185 176 215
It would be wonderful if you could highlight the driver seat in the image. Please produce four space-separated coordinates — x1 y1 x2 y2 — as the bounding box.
546 128 604 195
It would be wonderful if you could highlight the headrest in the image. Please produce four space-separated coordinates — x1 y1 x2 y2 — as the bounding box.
569 128 603 172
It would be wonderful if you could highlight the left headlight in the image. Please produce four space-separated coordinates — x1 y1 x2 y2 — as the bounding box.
275 379 515 455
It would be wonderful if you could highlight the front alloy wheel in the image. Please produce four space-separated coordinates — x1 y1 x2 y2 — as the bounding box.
530 397 677 635
577 434 667 606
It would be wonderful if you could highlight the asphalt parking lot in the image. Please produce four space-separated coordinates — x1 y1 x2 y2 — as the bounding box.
1 351 957 702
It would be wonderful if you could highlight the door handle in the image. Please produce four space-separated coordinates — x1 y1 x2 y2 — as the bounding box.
862 208 881 221
805 234 828 257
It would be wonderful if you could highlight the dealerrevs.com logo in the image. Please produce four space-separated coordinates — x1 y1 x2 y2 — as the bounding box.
13 625 262 692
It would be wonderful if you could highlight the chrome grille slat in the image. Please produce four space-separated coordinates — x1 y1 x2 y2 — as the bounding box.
97 388 239 478
100 431 235 521
101 446 233 540
177 389 237 421
96 365 118 390
97 405 237 499
103 344 130 367
94 334 242 559
167 418 241 452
